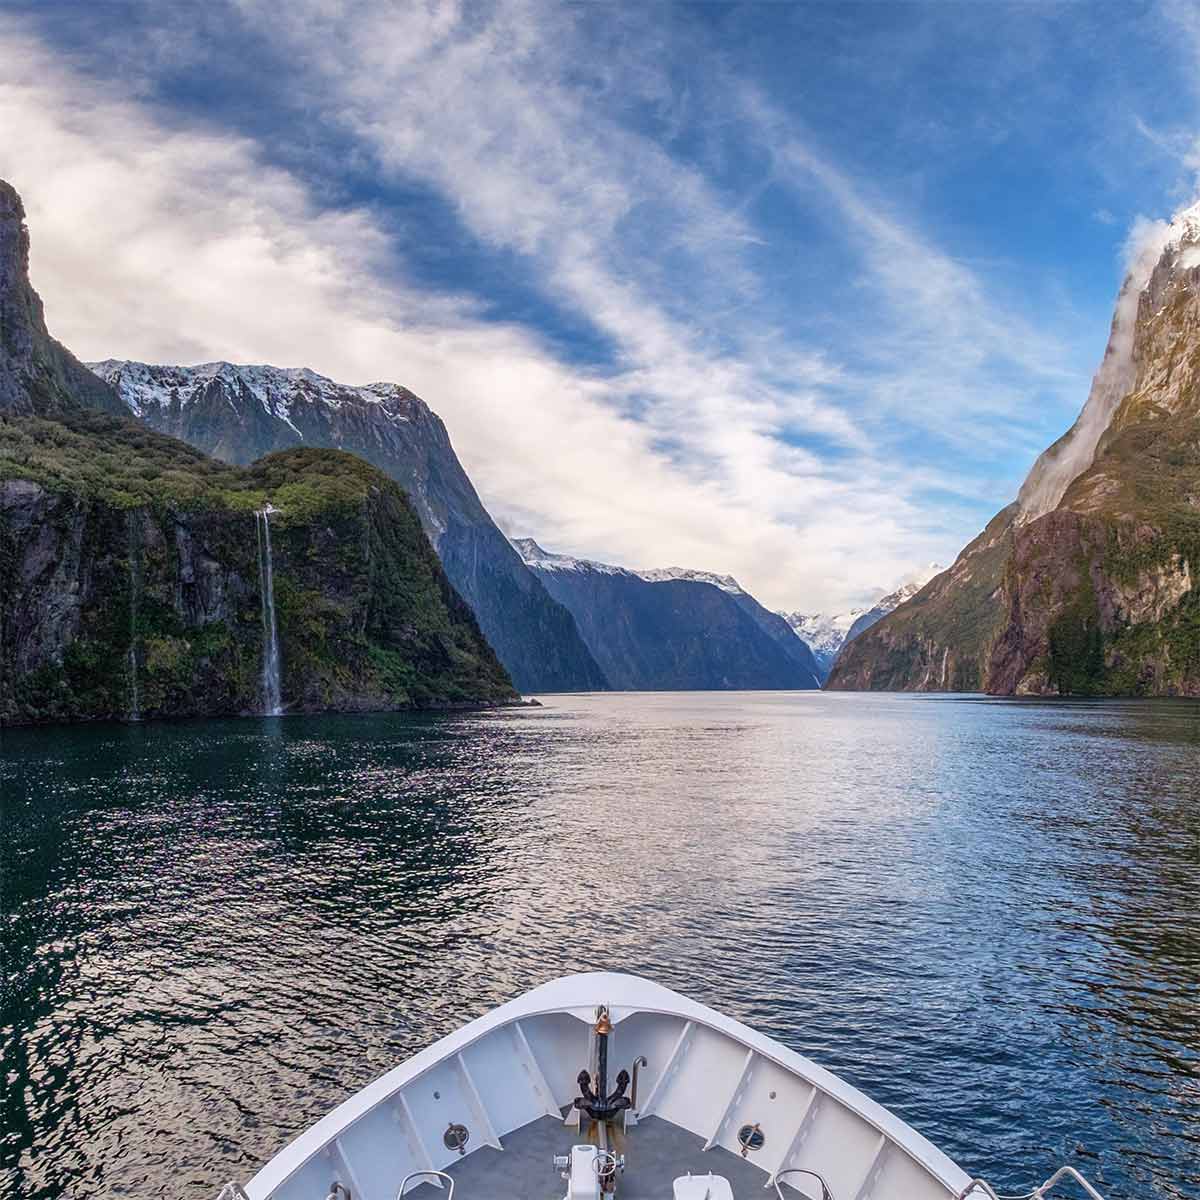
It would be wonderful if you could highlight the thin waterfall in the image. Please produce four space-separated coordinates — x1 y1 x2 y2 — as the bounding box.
126 510 141 722
256 508 283 716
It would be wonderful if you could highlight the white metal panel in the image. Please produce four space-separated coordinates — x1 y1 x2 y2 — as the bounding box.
788 1100 884 1200
397 1058 478 1173
651 1025 752 1139
519 1011 590 1107
269 1147 343 1200
604 1010 687 1117
633 1018 694 1118
873 1142 955 1200
336 1106 422 1200
454 1054 502 1149
709 1053 812 1166
459 1024 547 1138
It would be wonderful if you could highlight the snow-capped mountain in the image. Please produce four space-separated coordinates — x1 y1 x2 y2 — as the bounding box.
844 566 943 643
510 542 744 595
781 564 943 681
636 567 743 594
779 610 865 680
513 539 820 690
89 360 607 694
509 540 630 577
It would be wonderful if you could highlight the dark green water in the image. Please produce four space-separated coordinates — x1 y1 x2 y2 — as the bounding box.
1 692 1198 1200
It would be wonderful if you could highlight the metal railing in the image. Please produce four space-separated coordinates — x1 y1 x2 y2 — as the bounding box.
958 1165 1107 1200
397 1170 456 1199
774 1167 835 1200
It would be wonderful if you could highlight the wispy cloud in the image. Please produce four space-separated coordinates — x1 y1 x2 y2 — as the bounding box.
0 1 1131 612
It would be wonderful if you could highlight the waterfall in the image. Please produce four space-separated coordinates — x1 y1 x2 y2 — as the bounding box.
256 508 283 716
126 511 141 722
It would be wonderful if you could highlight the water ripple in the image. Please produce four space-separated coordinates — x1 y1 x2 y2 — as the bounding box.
1 694 1198 1199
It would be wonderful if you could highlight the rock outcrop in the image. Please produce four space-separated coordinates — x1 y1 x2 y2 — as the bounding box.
830 206 1200 696
0 181 125 417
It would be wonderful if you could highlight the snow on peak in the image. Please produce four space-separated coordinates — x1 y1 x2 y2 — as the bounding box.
1168 198 1200 248
635 566 743 594
87 359 426 428
780 610 863 658
511 539 631 576
780 564 942 661
513 541 745 592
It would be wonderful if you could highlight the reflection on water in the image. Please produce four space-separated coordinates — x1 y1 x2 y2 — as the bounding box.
1 693 1198 1199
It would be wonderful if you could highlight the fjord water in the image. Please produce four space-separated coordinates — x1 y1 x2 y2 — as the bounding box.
1 694 1197 1200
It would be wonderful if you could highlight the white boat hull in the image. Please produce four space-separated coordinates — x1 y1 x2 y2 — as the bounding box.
243 972 972 1200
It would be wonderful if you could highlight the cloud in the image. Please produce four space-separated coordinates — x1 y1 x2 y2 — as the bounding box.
0 4 1095 612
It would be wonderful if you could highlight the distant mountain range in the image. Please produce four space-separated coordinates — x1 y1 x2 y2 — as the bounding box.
831 202 1200 696
89 359 607 694
780 566 942 681
514 540 821 690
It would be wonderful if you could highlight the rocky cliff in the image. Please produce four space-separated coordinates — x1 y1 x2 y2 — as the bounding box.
89 360 607 694
830 206 1200 696
0 182 124 417
514 540 821 690
0 179 516 724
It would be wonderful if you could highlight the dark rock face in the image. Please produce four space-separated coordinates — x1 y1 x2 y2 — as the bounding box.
514 542 821 691
0 181 124 418
831 209 1200 696
0 441 518 725
0 178 517 724
90 360 607 694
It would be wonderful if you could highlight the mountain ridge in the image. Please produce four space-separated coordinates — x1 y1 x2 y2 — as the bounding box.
90 358 608 693
514 539 821 690
781 565 942 681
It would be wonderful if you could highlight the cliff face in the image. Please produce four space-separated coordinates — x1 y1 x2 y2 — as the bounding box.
0 182 125 418
0 421 517 725
90 360 608 694
831 207 1200 696
0 179 516 724
514 540 821 690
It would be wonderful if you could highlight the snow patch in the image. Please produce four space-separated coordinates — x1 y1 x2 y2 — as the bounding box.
86 359 424 429
636 566 743 594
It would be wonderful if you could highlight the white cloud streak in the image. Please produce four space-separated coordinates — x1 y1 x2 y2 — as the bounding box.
0 4 1089 611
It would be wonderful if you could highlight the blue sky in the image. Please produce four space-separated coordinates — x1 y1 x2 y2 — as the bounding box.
3 0 1199 610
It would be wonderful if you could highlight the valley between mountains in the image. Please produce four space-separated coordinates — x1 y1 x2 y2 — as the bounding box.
4 169 1200 723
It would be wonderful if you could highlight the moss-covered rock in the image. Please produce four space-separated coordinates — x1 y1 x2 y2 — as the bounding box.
0 421 517 725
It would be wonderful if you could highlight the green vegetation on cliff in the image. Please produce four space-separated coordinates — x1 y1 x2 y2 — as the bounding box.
1 414 517 725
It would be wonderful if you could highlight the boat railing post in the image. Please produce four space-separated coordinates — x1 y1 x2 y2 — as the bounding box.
774 1166 835 1200
397 1169 456 1199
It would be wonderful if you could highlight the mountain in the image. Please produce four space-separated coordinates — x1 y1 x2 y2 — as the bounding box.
780 610 863 680
830 204 1200 696
843 568 944 642
0 178 516 724
514 540 821 690
781 566 942 681
0 183 124 418
87 359 607 694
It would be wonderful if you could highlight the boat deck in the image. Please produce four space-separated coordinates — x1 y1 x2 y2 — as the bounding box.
402 1113 776 1200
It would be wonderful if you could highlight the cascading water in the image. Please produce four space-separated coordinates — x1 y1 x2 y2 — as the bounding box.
126 510 141 722
255 508 283 716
